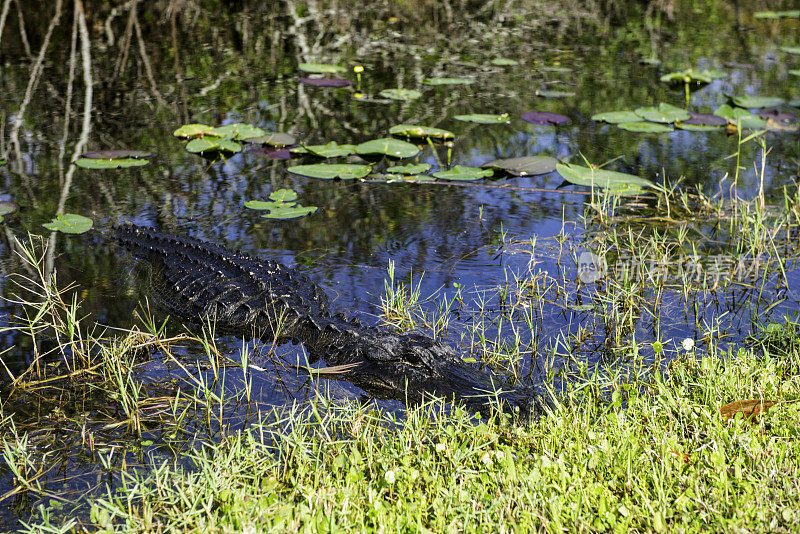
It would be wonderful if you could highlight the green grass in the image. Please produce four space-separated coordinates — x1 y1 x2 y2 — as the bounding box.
23 327 790 533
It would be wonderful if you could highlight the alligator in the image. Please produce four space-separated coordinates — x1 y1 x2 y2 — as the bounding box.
112 224 553 423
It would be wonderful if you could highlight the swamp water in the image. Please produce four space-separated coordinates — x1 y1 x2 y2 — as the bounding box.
0 0 798 528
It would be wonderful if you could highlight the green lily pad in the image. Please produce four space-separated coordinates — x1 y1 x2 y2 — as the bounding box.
210 123 267 140
74 157 151 169
386 163 432 175
82 149 154 159
481 156 557 176
591 111 642 124
298 63 345 73
0 157 5 166
618 122 674 133
491 58 519 66
244 200 281 210
789 70 800 77
356 138 420 158
379 88 422 101
660 70 711 85
242 133 296 147
270 188 299 202
290 142 357 158
540 66 572 73
634 103 690 123
263 205 319 220
729 95 785 109
433 165 493 181
173 124 214 138
780 46 800 55
556 163 654 191
536 90 575 98
755 10 800 18
42 213 93 234
389 124 455 140
676 123 724 132
714 104 768 128
454 113 510 124
185 137 242 154
0 201 17 223
287 163 371 180
423 77 474 86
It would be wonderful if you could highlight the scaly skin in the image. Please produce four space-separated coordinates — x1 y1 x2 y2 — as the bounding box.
112 224 553 423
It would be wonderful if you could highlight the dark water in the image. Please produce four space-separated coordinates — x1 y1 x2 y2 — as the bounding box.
0 0 799 527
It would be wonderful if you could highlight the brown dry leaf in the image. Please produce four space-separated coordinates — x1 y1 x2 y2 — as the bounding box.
719 399 775 422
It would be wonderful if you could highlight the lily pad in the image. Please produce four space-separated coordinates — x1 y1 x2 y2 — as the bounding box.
290 142 357 158
185 137 242 154
287 163 371 180
676 123 724 132
298 63 345 73
481 156 557 176
755 10 800 18
758 109 796 123
618 122 674 133
386 163 432 175
74 157 151 169
379 89 422 101
536 90 575 98
210 123 266 140
491 58 519 66
433 166 493 181
0 157 5 166
714 105 768 128
244 200 281 210
521 111 570 125
299 77 352 87
634 103 690 123
389 124 454 140
681 113 728 127
729 95 785 109
42 213 93 234
0 201 17 223
82 149 154 159
454 113 510 124
423 77 474 86
789 70 800 77
780 46 800 55
263 205 319 220
356 138 420 159
243 133 296 147
790 98 800 108
540 66 572 73
556 163 654 191
591 111 642 124
173 124 214 138
246 188 317 220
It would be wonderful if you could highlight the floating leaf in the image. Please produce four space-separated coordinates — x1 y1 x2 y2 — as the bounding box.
591 111 642 124
210 123 266 140
269 189 299 202
290 141 357 158
618 122 674 133
521 111 570 125
82 149 154 160
639 58 662 66
540 66 572 73
481 156 557 176
536 90 575 98
379 88 422 101
660 69 712 85
714 104 768 128
74 157 150 169
755 10 800 19
433 165 493 181
676 123 724 132
491 58 519 66
242 133 296 147
556 163 654 191
386 163 432 175
758 109 797 123
719 399 775 422
356 138 420 158
263 205 318 220
0 157 5 166
729 95 785 109
173 124 214 138
42 213 93 234
299 77 352 87
287 163 371 180
789 70 800 77
634 103 690 123
298 63 345 73
681 113 728 127
789 98 800 108
780 46 800 55
389 124 455 140
244 200 281 210
0 201 17 223
423 77 474 86
185 137 242 154
454 113 510 124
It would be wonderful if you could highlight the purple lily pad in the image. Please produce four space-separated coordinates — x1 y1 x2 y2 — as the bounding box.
248 146 292 159
521 111 570 126
82 149 155 159
682 113 728 126
758 109 796 124
299 77 352 87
